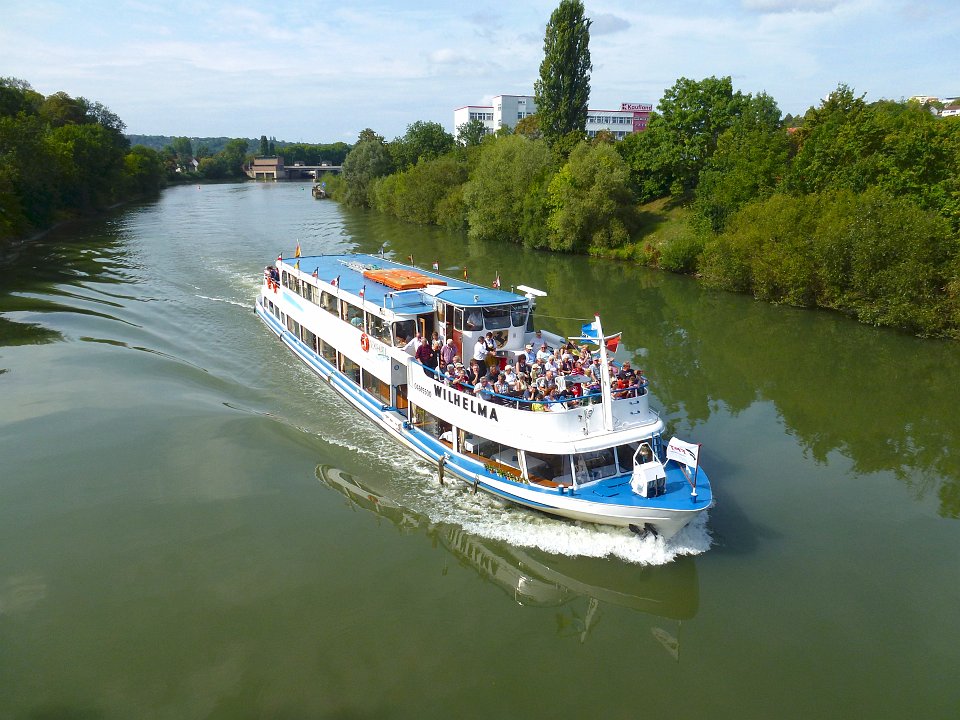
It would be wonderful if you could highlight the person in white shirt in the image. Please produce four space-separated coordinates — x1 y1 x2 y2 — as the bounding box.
404 334 422 356
473 336 488 363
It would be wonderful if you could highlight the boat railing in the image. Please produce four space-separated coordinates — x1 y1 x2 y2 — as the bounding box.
413 361 647 412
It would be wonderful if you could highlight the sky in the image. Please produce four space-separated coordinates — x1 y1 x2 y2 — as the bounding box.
2 0 957 143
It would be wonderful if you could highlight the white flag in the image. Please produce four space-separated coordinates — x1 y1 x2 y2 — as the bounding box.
666 437 700 468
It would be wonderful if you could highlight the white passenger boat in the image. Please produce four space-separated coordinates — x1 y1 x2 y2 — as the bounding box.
255 253 713 540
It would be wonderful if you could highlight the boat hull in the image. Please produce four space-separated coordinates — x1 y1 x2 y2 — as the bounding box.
256 297 711 540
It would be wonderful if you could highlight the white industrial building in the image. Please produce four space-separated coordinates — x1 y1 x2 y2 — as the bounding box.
453 95 652 141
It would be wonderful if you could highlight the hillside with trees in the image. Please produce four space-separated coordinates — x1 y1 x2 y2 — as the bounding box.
0 77 165 243
328 0 960 339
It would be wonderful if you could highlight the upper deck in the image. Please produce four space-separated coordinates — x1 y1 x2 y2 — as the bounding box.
282 253 525 316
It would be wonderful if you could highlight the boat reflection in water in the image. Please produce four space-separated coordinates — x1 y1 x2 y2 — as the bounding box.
316 465 698 651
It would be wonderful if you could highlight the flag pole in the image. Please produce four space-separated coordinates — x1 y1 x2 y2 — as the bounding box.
594 314 615 432
691 444 701 501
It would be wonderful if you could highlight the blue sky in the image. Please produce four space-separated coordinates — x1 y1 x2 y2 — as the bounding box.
2 0 957 143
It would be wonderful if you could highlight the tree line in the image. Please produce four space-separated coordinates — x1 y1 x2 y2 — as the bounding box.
0 77 167 242
0 77 356 243
325 0 960 338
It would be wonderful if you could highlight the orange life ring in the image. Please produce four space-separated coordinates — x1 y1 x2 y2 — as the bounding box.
360 333 370 352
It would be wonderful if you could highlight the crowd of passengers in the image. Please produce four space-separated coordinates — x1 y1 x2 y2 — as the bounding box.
399 331 646 411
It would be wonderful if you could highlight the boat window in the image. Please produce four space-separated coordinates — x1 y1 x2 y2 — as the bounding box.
462 433 522 474
392 319 416 346
362 369 390 403
510 303 528 328
411 405 448 440
367 313 390 343
286 317 300 335
454 307 465 331
341 355 360 385
614 442 645 473
344 302 364 329
527 307 535 332
302 327 318 352
573 448 619 483
319 339 337 364
482 305 510 330
319 291 337 316
464 307 483 331
522 452 574 484
303 281 318 304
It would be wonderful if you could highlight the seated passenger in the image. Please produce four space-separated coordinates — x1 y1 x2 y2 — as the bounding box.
530 359 544 381
503 364 517 385
529 388 545 412
535 343 552 363
474 377 494 401
535 370 557 392
467 359 483 386
452 367 470 392
514 373 530 394
585 380 601 403
545 389 566 412
515 353 530 377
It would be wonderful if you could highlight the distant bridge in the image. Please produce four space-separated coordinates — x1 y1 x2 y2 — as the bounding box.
244 157 342 181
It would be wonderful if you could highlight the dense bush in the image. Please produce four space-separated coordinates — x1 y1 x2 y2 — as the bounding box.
462 135 556 244
0 78 165 243
701 188 957 336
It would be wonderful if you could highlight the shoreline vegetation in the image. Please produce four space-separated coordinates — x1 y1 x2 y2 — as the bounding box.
3 72 958 340
327 80 960 340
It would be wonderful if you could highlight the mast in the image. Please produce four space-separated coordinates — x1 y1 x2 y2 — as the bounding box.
593 314 615 432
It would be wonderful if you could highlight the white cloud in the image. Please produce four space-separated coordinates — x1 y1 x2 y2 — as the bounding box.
0 0 956 140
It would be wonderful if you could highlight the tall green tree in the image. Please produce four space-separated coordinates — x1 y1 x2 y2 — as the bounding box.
534 0 592 148
545 141 637 252
456 118 489 147
694 92 789 232
390 120 454 170
221 138 249 177
619 76 749 199
341 131 394 208
463 135 555 244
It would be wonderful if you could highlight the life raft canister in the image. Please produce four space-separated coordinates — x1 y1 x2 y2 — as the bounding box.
360 333 370 352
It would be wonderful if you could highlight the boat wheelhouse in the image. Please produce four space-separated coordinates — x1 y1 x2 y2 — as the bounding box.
255 253 713 540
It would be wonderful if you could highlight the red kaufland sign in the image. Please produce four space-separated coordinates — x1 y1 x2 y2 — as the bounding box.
621 102 653 112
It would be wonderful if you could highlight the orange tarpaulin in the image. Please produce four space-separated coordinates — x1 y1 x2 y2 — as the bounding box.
362 268 446 290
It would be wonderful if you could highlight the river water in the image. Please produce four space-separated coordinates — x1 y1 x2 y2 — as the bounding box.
1 182 958 719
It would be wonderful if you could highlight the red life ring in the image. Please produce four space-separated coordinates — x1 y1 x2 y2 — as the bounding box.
360 333 370 352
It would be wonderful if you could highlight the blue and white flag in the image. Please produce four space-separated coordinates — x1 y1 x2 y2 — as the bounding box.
580 319 601 341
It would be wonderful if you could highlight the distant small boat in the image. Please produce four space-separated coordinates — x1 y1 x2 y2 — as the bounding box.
312 184 327 198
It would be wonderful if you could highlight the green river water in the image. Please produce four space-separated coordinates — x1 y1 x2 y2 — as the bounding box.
1 182 958 719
